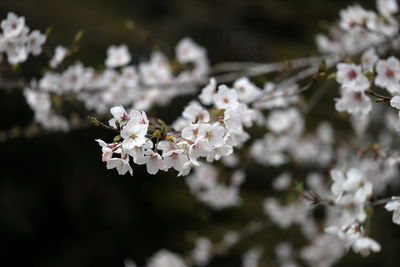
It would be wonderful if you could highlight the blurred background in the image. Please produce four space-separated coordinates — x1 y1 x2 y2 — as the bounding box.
1 0 399 266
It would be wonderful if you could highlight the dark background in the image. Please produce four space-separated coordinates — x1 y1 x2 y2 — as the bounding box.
1 0 399 266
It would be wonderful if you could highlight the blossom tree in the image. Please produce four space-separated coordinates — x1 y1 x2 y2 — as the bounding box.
3 0 400 266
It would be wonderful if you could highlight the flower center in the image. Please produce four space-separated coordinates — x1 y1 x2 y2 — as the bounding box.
348 21 357 28
353 91 363 101
386 68 395 78
347 70 357 80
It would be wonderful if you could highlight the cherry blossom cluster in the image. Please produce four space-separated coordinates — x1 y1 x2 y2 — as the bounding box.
21 37 209 131
316 0 399 55
185 164 245 210
0 12 209 132
42 37 208 109
334 47 400 117
0 12 46 64
96 79 258 176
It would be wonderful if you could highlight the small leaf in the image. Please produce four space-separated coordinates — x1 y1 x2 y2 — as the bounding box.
73 29 85 43
45 26 53 36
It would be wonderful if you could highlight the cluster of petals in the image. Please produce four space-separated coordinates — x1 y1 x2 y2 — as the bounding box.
23 38 210 131
316 0 399 55
335 62 372 116
96 79 257 177
0 12 46 64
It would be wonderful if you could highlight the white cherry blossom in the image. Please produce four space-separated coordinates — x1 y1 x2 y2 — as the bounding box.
199 78 216 105
336 63 370 92
163 149 189 172
50 46 69 68
233 77 262 103
213 85 239 109
335 90 372 116
377 0 398 16
147 250 187 267
375 57 400 94
120 121 148 150
352 237 381 257
390 95 400 109
106 155 133 175
1 12 25 38
26 30 46 55
384 196 400 224
143 150 164 175
105 45 131 68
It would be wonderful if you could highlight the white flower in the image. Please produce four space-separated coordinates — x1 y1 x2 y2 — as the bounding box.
242 247 262 267
163 149 189 172
177 160 199 177
139 51 173 85
325 223 364 247
50 46 69 68
188 139 211 160
181 123 205 141
191 238 212 266
109 106 129 128
95 139 115 162
273 172 292 191
199 78 216 105
1 12 25 38
337 194 367 223
375 57 400 94
105 45 131 68
339 5 377 31
176 37 206 63
198 185 241 209
6 46 28 64
147 250 187 267
352 237 381 257
223 107 244 133
182 102 210 123
384 196 400 224
266 108 303 135
143 150 164 175
335 90 372 116
203 123 225 147
390 95 400 109
106 155 133 175
206 145 233 162
377 0 398 16
330 169 346 198
26 30 46 55
233 77 262 103
157 140 178 154
342 168 372 202
300 234 345 267
336 63 370 92
121 121 148 150
62 63 94 91
128 109 149 125
213 85 239 109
